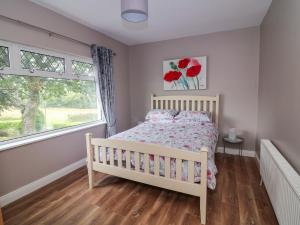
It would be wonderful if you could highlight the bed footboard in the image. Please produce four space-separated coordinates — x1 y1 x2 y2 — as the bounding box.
85 133 208 224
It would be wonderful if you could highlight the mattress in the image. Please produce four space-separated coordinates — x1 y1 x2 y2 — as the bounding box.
106 120 218 190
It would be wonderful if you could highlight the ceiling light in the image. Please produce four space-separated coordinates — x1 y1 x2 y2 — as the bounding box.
121 0 148 23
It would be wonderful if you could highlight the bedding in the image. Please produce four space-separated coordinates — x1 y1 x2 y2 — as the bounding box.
102 119 218 190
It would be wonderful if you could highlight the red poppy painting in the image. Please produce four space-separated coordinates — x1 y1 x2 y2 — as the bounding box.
163 56 207 90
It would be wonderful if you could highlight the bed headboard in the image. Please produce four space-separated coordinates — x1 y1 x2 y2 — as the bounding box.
151 94 220 128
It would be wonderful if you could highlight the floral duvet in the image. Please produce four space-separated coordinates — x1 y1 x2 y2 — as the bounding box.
106 120 218 190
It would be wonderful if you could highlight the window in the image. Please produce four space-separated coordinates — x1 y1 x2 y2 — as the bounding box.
0 46 10 69
72 60 94 76
20 50 65 73
0 40 103 142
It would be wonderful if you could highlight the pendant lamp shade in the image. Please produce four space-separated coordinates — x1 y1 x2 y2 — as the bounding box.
121 0 148 23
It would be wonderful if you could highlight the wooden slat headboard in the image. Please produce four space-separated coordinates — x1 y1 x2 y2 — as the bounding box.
151 94 220 128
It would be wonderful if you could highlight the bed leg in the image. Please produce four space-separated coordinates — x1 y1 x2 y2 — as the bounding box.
200 147 208 224
200 196 207 224
86 133 94 189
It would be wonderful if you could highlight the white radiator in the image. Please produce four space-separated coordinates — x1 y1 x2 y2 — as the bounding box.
260 140 300 225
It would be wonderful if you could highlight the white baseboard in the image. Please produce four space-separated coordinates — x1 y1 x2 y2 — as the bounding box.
217 147 255 157
0 158 86 207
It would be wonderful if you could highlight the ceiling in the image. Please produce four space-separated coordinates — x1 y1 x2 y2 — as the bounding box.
31 0 272 46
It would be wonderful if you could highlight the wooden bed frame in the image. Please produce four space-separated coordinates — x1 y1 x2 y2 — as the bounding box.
86 94 219 224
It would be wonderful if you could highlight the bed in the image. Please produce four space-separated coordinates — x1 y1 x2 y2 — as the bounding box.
86 94 220 224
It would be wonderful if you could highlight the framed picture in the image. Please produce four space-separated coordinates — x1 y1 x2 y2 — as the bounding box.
163 56 207 90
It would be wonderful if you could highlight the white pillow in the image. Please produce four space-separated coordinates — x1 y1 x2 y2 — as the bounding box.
145 109 179 122
175 111 211 122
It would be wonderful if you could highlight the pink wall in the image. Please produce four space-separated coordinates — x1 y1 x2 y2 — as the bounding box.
0 126 105 196
0 0 130 196
129 27 260 150
258 0 300 173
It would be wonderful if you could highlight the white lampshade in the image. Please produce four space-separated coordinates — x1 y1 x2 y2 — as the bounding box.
121 0 148 23
229 128 237 140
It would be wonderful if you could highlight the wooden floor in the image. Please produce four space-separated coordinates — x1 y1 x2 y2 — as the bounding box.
3 154 278 225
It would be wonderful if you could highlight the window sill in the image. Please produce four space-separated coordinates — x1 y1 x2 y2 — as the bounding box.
0 121 106 152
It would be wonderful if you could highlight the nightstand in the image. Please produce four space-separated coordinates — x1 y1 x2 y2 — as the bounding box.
223 136 244 156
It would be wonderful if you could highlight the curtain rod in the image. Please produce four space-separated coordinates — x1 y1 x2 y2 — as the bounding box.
0 14 117 56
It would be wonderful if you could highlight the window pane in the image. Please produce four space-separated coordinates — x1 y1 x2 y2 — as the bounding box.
0 74 99 142
21 50 65 73
0 46 10 69
72 60 94 76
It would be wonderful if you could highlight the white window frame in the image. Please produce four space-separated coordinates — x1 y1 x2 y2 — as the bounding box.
0 39 105 149
15 44 94 81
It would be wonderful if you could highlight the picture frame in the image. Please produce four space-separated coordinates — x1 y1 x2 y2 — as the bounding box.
163 56 207 90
